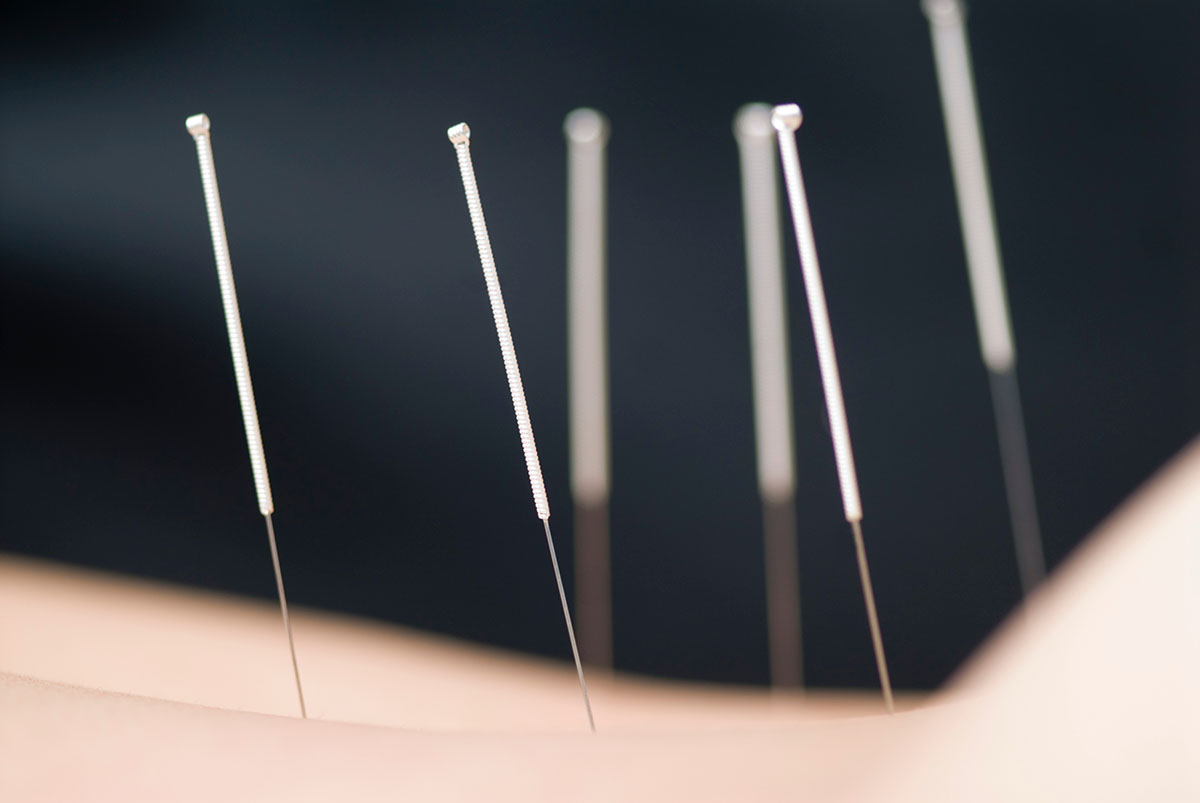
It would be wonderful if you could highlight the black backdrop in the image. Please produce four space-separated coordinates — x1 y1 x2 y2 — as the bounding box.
2 0 1197 690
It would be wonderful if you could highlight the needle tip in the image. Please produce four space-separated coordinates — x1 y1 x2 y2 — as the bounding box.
770 104 803 133
447 122 471 144
185 113 210 136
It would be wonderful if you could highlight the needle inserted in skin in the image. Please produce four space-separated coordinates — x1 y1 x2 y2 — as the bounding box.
186 113 307 719
447 121 596 732
771 104 894 713
922 0 1046 594
565 108 613 671
266 513 306 717
734 103 803 689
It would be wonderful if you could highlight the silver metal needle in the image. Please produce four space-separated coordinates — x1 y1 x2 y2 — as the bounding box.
771 103 895 712
564 108 614 671
922 0 1046 594
186 113 308 719
735 103 804 689
447 121 596 732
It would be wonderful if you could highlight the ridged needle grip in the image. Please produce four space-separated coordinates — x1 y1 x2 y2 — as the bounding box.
187 114 274 517
772 105 863 523
447 123 551 520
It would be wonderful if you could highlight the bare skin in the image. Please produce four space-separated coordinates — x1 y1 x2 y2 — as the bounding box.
2 439 1197 801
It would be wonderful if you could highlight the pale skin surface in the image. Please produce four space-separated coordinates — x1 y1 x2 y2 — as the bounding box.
1 438 1197 800
0 555 909 730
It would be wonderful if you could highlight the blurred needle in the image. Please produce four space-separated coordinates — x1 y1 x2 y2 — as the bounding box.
922 0 1046 594
565 108 614 671
735 103 803 689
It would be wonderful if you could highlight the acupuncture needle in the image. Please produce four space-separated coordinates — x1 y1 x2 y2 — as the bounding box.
771 104 894 713
447 121 596 732
564 108 613 671
734 103 804 689
921 0 1046 594
185 113 308 719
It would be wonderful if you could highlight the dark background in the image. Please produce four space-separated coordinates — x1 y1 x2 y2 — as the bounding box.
2 1 1197 690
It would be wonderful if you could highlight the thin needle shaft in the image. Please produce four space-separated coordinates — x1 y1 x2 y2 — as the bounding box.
851 520 893 713
447 121 596 731
771 104 894 711
186 113 307 718
922 0 1046 593
545 519 596 731
266 513 307 718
